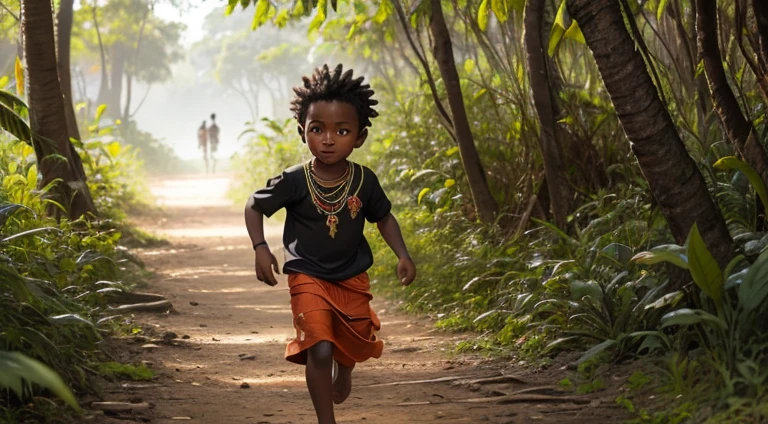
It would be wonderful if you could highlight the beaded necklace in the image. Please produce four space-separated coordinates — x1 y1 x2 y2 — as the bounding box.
303 160 365 238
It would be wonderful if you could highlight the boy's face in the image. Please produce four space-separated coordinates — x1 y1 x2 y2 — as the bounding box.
301 101 367 166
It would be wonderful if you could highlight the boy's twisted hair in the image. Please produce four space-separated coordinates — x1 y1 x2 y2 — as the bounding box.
290 64 378 132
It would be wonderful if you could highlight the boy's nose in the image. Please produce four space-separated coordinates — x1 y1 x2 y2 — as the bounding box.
322 134 334 145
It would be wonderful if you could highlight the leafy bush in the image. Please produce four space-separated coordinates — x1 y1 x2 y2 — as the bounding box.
0 114 153 419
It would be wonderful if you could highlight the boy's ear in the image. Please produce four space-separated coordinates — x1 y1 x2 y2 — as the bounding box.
297 125 306 143
354 128 368 148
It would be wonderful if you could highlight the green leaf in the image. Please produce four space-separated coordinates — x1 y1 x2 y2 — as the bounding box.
644 291 683 310
631 244 688 269
0 101 32 143
0 89 29 113
713 156 768 212
661 308 726 330
478 0 490 31
292 0 305 16
417 188 431 205
275 8 290 27
373 0 392 24
547 0 568 56
50 314 95 327
0 351 79 410
570 280 603 302
578 339 615 364
106 141 121 158
657 0 669 21
491 0 508 22
95 104 107 121
308 0 327 33
563 21 585 44
600 243 633 263
252 0 270 29
738 249 768 313
445 146 460 156
464 59 476 74
686 223 723 304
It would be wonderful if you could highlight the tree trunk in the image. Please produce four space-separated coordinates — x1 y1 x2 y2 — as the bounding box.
753 0 768 66
524 0 572 229
93 4 110 110
696 0 768 190
566 0 733 269
428 0 498 223
22 0 97 220
55 0 80 142
109 42 125 119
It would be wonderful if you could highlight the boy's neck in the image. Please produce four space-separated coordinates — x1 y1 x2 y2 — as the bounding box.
311 158 349 181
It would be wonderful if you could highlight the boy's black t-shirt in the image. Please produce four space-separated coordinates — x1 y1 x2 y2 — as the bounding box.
251 161 391 282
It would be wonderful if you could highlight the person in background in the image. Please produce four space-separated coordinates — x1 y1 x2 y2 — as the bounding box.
208 113 220 174
197 120 209 173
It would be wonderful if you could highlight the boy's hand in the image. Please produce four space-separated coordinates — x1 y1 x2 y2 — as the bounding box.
396 256 416 286
255 246 280 286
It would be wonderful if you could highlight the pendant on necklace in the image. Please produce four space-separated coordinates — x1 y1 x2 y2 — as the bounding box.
347 195 362 219
326 215 339 238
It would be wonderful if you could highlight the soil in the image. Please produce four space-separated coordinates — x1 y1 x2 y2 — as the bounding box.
91 175 629 424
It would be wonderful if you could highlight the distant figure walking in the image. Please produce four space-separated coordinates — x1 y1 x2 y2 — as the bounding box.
197 120 209 173
208 113 220 174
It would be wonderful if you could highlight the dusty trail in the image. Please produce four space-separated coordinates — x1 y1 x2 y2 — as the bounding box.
105 175 623 424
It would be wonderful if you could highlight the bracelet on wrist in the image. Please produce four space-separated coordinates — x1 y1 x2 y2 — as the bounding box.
253 241 268 250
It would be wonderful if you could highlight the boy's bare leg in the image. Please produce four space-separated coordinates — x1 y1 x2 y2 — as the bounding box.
306 341 336 424
332 363 354 404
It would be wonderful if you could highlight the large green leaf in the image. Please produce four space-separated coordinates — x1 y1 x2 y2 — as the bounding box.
713 156 768 212
661 308 726 330
0 101 31 144
738 249 768 313
478 0 490 31
0 351 79 410
686 223 723 304
631 244 688 269
547 0 568 56
0 89 29 113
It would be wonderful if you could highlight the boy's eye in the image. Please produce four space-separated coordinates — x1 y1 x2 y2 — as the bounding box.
337 129 350 136
309 127 322 133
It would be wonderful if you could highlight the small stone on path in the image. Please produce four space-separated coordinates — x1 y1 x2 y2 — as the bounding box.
241 382 250 389
240 354 256 360
141 343 160 349
190 301 199 306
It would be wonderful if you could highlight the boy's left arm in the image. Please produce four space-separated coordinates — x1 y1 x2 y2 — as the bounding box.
376 213 416 286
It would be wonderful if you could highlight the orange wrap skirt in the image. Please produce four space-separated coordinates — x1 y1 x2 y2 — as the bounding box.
284 272 383 367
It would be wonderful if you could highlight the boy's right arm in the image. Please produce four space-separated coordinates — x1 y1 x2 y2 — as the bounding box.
245 197 280 286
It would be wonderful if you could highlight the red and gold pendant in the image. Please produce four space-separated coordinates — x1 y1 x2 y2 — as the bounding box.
347 195 362 219
326 215 339 238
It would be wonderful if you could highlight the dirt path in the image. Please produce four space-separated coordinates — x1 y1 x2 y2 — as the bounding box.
104 175 624 424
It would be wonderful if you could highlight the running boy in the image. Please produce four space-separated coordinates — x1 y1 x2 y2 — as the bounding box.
244 64 416 424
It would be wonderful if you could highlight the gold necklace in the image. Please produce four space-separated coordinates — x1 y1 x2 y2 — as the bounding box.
303 161 365 238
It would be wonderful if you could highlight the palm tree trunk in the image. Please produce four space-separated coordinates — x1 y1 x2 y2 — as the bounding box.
428 0 498 223
22 0 97 220
524 0 572 229
696 0 768 190
566 0 733 269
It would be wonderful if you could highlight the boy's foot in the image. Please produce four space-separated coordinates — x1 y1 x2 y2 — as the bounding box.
332 364 353 404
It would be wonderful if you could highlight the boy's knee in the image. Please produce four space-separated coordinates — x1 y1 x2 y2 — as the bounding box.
308 341 333 365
